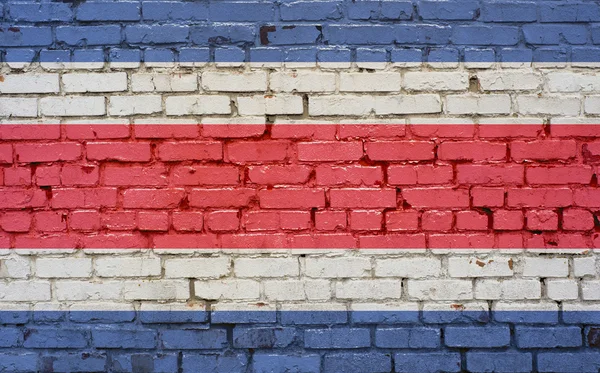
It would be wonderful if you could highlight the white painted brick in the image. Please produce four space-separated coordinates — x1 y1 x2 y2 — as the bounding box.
375 95 442 115
375 258 441 278
237 95 303 115
581 281 600 300
108 95 162 116
517 96 580 116
546 72 600 93
0 74 59 93
264 279 330 301
201 117 265 125
585 96 600 115
493 301 558 313
573 257 596 277
350 302 420 312
478 71 542 91
340 72 401 92
140 302 205 313
0 256 30 278
448 257 514 278
212 302 276 312
475 279 541 300
410 117 475 125
194 279 260 300
0 97 38 117
551 117 600 125
132 73 198 92
165 95 231 115
36 258 92 278
404 72 468 91
563 302 600 314
40 96 105 117
407 280 473 301
547 279 579 300
164 258 230 278
133 118 198 125
309 95 374 116
280 302 346 312
122 280 189 301
55 280 123 301
422 301 489 314
63 73 127 93
446 95 511 115
0 281 51 301
202 71 267 92
234 258 299 278
95 257 161 277
522 257 568 278
271 71 336 93
305 257 371 278
336 279 401 300
479 118 544 125
64 119 130 125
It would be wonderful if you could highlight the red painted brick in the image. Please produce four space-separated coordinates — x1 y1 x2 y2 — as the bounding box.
297 141 363 162
227 141 289 163
244 211 281 231
122 189 185 209
271 124 337 139
552 125 600 138
172 212 204 232
479 124 543 138
202 124 266 138
172 165 239 186
15 143 82 163
472 187 505 208
0 189 46 209
315 210 347 231
0 144 12 164
248 165 312 185
87 142 151 162
52 188 117 209
574 188 600 208
330 188 396 208
359 234 426 248
526 166 593 185
497 233 523 248
511 140 577 162
4 167 31 186
206 210 240 232
65 124 130 140
104 165 168 186
339 124 406 139
35 166 60 186
15 234 79 249
438 141 506 161
290 233 357 249
366 141 434 161
134 124 199 139
82 233 149 249
158 142 222 161
388 165 453 185
34 211 67 232
350 210 382 231
508 188 573 208
402 188 469 209
422 211 453 231
456 164 524 185
259 188 325 209
526 233 589 249
102 212 136 231
70 210 101 231
0 211 31 232
153 233 218 248
189 188 256 208
411 124 475 138
316 165 382 186
493 210 524 231
429 234 495 248
562 209 594 231
0 125 60 140
386 211 419 231
584 142 600 158
280 211 311 230
456 211 488 231
61 164 99 186
221 233 288 248
138 211 170 231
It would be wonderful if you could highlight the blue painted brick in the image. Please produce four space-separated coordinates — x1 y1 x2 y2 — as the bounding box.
428 48 459 63
139 309 208 324
376 327 440 348
422 307 490 324
92 328 157 349
391 48 422 64
534 48 568 63
493 310 558 324
233 326 296 348
110 49 141 64
0 26 52 47
325 25 396 44
466 352 533 373
516 326 582 348
70 310 135 323
381 1 413 20
23 328 88 349
452 25 519 45
304 328 370 349
286 47 317 62
0 327 20 347
42 353 106 373
394 353 461 373
317 47 351 63
161 329 228 350
179 48 211 64
8 2 72 22
209 2 275 22
538 352 600 373
323 352 391 373
351 310 419 324
264 25 321 45
76 1 140 21
418 0 479 20
126 25 189 45
465 48 495 63
564 309 600 324
191 25 255 45
72 49 104 63
540 2 600 23
444 326 510 348
215 47 245 63
111 353 178 373
280 310 347 325
594 26 600 44
40 50 70 63
145 49 175 63
0 310 29 324
182 353 248 373
5 48 35 64
0 353 37 373
572 48 600 63
396 25 452 44
56 26 121 46
586 326 600 347
252 354 320 373
251 47 284 63
356 48 387 63
523 25 588 45
481 1 537 22
347 0 379 20
281 1 343 21
211 310 277 324
142 1 208 21
499 48 533 63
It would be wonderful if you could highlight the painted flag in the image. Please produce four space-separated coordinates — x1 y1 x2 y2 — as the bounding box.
0 0 599 372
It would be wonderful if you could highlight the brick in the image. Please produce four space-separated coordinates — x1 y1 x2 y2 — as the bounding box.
324 353 391 373
166 96 231 115
202 71 267 92
0 74 59 94
104 165 168 186
237 95 303 115
456 211 488 231
123 189 185 209
563 209 594 231
194 279 260 300
65 123 130 140
395 353 461 373
429 233 495 248
235 258 299 278
172 212 204 232
0 211 31 232
330 188 396 208
40 97 105 117
403 188 469 209
0 189 46 209
15 143 81 163
63 73 127 93
172 165 238 186
408 280 473 300
467 352 532 373
298 141 363 161
34 211 67 232
23 328 87 348
134 123 199 139
388 165 453 185
102 212 136 231
158 141 222 162
248 165 312 185
457 165 523 185
439 141 506 161
475 279 541 300
305 328 370 349
350 210 382 231
252 354 320 373
508 188 572 208
446 326 510 348
70 210 100 231
315 210 347 231
512 140 577 162
404 72 468 90
316 165 382 186
206 210 239 232
36 258 91 278
138 211 169 231
446 95 511 114
227 141 289 163
271 71 336 92
259 188 325 209
517 96 580 116
526 210 558 231
3 167 31 186
87 142 151 162
421 210 453 231
366 141 435 161
493 210 524 230
271 123 337 140
61 164 99 186
190 188 256 208
164 257 229 278
575 188 600 208
386 211 419 231
547 280 579 300
340 72 401 92
376 258 442 278
448 257 513 277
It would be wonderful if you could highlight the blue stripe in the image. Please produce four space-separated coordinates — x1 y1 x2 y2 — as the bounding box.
1 1 600 62
0 311 598 372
